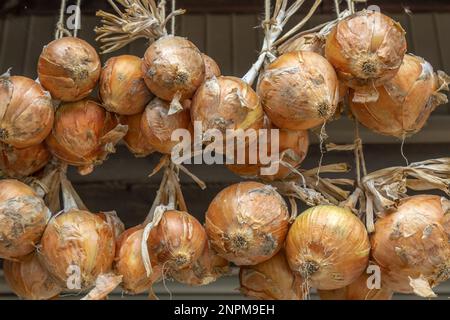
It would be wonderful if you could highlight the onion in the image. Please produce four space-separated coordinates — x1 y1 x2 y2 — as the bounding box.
350 54 447 138
120 113 154 158
202 54 221 79
46 99 127 175
0 179 51 259
99 55 153 115
39 209 115 290
278 33 325 55
140 97 191 155
285 205 370 290
239 249 303 300
4 252 62 300
0 142 50 178
142 36 205 101
38 37 101 102
258 51 339 130
325 10 407 102
205 182 289 265
0 74 54 148
371 195 450 296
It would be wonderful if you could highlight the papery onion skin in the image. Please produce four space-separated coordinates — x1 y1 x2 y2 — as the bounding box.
0 75 54 148
141 97 191 155
205 182 289 266
0 142 50 178
142 36 205 101
38 37 101 102
350 54 442 138
39 209 115 290
285 205 370 290
325 11 407 100
120 113 154 158
239 249 303 300
258 51 339 130
278 33 325 56
371 195 450 294
100 55 153 115
202 54 221 79
0 179 51 259
4 252 62 300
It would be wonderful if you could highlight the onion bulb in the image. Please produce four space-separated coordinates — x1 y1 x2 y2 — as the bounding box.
46 99 127 175
0 142 50 178
4 252 62 300
239 249 303 300
38 37 101 102
258 51 339 130
0 75 54 148
278 33 325 55
99 55 153 115
285 205 370 290
142 36 205 101
350 54 448 138
205 182 289 265
0 179 51 259
325 10 407 102
202 54 221 79
39 209 115 290
120 113 154 158
371 195 450 296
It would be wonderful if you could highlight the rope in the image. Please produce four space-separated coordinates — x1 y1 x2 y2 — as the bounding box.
74 0 81 37
55 0 67 39
334 0 340 17
171 0 176 35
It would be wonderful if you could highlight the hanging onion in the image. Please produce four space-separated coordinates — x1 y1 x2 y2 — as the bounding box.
39 209 115 290
120 112 154 158
205 182 289 265
258 51 339 130
350 54 449 138
0 74 54 149
0 179 51 259
99 55 153 115
46 99 127 175
239 249 304 300
4 252 62 300
38 37 101 102
285 205 370 290
278 33 325 55
371 195 450 297
202 54 221 79
325 10 407 103
0 142 50 178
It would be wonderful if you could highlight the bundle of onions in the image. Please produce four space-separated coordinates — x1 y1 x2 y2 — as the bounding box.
325 10 407 103
99 55 153 115
285 205 370 290
46 99 127 175
141 97 191 155
205 182 289 265
0 142 50 178
120 113 154 158
39 209 116 290
202 53 221 79
258 51 339 130
0 179 51 259
350 54 450 138
142 36 205 103
239 250 303 300
371 195 450 297
4 252 62 300
0 74 54 148
38 37 101 102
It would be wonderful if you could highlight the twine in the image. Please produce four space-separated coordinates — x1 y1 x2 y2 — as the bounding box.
171 0 176 35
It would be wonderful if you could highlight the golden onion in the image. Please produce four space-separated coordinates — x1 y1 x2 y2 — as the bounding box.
120 113 154 158
0 142 50 178
202 53 221 79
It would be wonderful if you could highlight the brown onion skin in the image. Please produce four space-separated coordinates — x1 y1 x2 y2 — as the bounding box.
205 182 289 266
278 33 325 56
38 37 101 102
239 250 304 300
202 54 221 79
100 55 153 115
142 36 205 101
258 51 339 130
325 11 407 92
371 195 450 294
39 209 115 290
147 210 208 271
0 142 50 178
4 252 62 300
141 97 191 155
285 205 370 290
120 113 154 158
0 76 54 148
350 55 440 138
0 180 50 259
46 99 118 175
